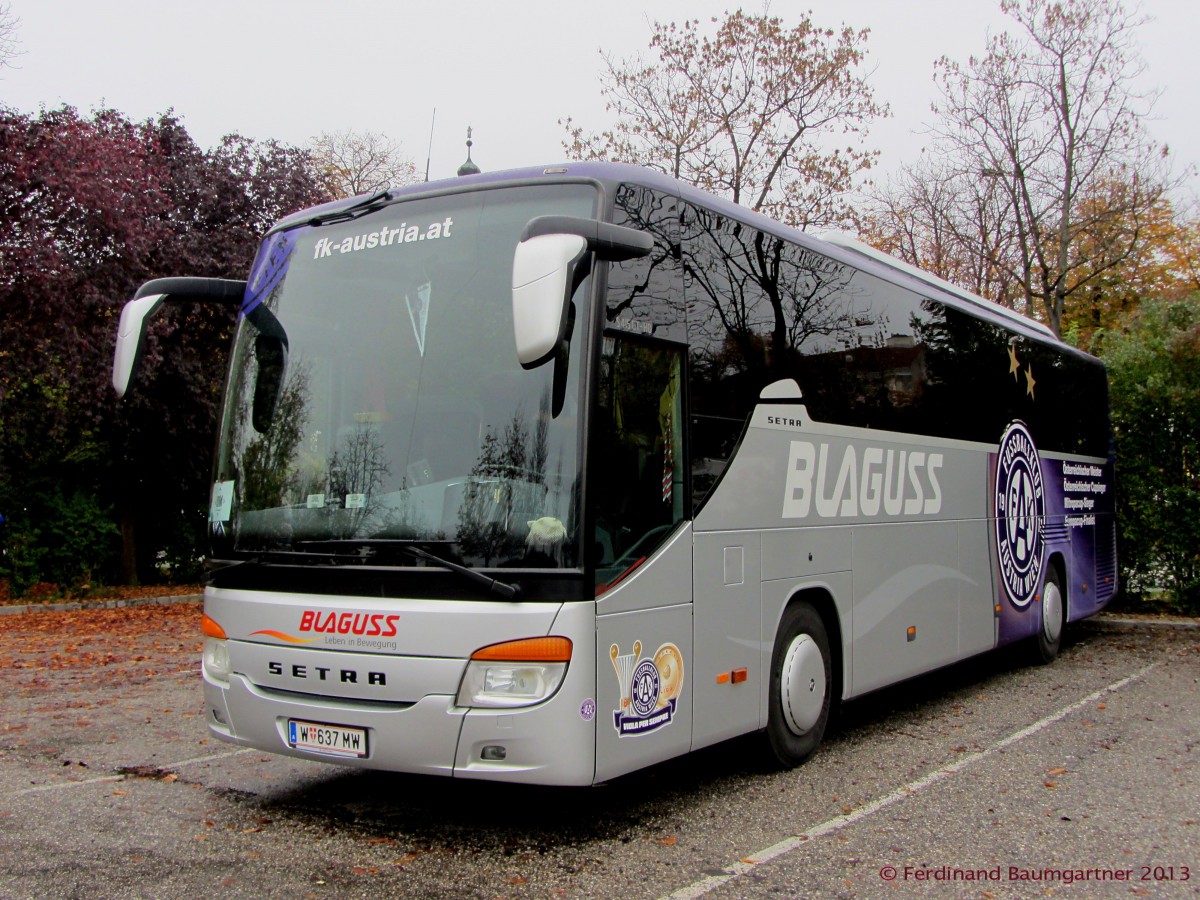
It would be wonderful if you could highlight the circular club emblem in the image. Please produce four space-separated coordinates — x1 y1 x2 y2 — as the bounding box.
630 659 661 718
995 422 1045 608
579 698 596 722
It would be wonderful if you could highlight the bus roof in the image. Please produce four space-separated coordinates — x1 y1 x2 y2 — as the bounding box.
274 161 1067 350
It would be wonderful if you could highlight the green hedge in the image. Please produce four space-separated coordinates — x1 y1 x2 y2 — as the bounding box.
1101 295 1200 613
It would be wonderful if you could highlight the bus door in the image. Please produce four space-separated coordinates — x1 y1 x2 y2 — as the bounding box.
592 334 692 782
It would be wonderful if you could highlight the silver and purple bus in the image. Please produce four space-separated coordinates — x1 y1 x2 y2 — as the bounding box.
113 162 1116 785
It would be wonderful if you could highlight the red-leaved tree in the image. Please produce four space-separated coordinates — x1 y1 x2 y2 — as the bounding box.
0 106 329 591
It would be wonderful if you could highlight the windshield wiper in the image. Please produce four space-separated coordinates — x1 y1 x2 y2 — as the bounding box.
304 189 393 227
401 545 522 601
221 548 369 567
291 540 523 601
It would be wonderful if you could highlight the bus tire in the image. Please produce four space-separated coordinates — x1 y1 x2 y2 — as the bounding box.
1032 565 1065 665
764 602 832 769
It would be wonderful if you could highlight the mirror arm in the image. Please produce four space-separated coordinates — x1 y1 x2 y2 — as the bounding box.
551 303 576 418
133 277 247 304
113 277 249 398
511 217 651 371
520 216 653 261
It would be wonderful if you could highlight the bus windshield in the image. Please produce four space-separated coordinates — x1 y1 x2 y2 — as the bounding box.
210 183 597 570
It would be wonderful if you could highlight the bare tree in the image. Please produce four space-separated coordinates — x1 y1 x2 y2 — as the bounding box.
1 2 20 72
562 10 887 231
914 0 1177 336
308 129 420 199
863 156 1028 313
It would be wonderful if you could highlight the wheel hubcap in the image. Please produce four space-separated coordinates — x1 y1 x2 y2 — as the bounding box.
781 634 826 735
1042 581 1063 644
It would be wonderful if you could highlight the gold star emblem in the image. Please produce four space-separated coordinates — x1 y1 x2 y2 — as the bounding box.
1008 344 1020 381
1025 364 1036 400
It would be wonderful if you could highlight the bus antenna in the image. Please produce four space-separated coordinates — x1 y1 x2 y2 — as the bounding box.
424 108 436 182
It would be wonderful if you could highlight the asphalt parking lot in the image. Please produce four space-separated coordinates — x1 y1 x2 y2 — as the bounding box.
1 602 1197 898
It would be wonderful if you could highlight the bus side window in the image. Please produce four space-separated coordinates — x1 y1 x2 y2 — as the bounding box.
593 335 685 590
606 184 685 342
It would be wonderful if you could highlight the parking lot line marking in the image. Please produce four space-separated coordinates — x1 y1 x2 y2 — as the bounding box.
7 748 257 797
12 774 127 795
165 748 257 768
662 663 1159 900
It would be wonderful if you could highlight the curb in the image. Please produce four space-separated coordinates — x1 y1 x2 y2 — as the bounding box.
0 593 203 617
1092 612 1199 630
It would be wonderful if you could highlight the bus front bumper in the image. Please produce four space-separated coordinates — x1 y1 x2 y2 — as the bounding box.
203 667 597 786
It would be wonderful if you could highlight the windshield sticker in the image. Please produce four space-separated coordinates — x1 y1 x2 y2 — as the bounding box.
307 493 326 509
310 217 454 262
610 641 685 737
208 480 234 538
407 459 434 486
406 282 431 356
209 480 234 523
345 493 367 510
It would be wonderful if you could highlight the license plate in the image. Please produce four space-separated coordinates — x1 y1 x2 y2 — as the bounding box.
287 719 368 758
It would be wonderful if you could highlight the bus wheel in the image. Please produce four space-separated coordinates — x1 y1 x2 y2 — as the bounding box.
765 603 832 768
1033 566 1065 665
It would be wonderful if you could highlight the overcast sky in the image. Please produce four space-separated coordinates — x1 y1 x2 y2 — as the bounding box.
3 0 1196 197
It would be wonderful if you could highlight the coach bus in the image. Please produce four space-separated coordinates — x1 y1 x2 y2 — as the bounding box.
112 162 1115 785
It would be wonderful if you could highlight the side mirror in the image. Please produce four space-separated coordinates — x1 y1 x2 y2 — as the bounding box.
512 234 588 368
511 217 653 369
113 293 167 398
111 277 246 397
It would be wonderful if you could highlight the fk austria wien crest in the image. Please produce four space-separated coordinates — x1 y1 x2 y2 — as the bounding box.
609 641 685 737
994 422 1045 608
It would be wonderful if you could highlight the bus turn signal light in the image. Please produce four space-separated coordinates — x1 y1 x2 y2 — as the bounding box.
201 614 227 640
471 636 572 662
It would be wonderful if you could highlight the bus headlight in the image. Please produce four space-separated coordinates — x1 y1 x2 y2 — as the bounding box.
203 637 231 683
456 637 571 709
201 614 231 683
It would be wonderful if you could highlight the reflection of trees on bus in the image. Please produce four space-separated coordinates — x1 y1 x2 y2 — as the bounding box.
681 203 870 508
240 362 311 513
683 208 862 386
605 186 680 332
907 298 1102 452
325 420 391 538
456 389 556 566
605 180 1109 467
215 288 314 550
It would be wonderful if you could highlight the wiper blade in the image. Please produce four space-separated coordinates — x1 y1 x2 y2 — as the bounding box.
232 548 366 566
305 189 392 227
402 544 523 601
